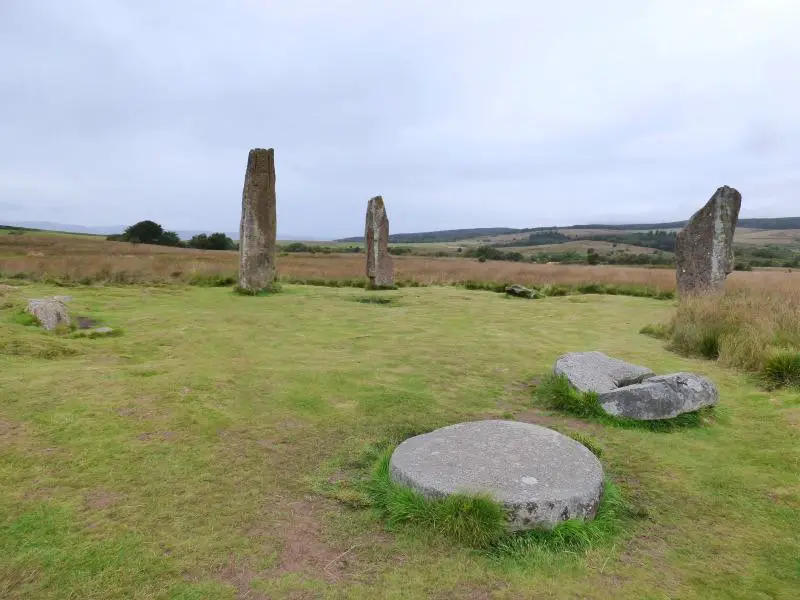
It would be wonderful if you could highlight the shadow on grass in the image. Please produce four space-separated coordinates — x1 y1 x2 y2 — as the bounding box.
532 373 714 432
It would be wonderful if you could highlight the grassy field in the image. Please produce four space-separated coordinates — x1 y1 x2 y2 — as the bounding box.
3 232 800 294
1 282 798 599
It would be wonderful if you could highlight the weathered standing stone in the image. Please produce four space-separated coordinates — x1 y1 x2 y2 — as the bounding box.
26 299 70 331
390 420 604 530
598 373 719 420
364 196 394 289
238 148 277 293
554 351 654 394
675 186 742 296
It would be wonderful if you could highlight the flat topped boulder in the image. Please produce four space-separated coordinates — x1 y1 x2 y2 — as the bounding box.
598 373 718 420
389 420 604 530
554 351 654 394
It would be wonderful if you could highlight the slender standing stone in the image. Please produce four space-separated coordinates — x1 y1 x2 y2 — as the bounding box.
364 196 394 288
675 185 742 296
238 148 277 293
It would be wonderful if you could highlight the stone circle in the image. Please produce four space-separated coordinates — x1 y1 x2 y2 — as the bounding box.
389 420 604 530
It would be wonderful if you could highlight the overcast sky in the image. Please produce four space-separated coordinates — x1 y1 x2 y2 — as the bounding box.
1 1 799 238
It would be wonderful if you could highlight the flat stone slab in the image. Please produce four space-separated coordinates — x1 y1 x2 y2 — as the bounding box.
389 420 604 530
598 373 719 420
554 351 654 394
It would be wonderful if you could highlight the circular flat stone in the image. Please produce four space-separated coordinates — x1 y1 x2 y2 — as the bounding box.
389 420 604 530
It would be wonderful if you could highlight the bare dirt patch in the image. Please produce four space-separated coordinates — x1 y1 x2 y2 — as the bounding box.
272 498 352 582
84 488 124 511
514 408 600 432
137 430 177 442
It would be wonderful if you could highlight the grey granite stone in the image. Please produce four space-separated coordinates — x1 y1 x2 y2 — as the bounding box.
389 420 604 530
238 148 277 293
598 372 719 420
676 185 741 296
553 351 654 394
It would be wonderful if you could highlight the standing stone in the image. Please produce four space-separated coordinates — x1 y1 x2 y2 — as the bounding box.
238 148 277 293
675 186 742 296
364 196 394 288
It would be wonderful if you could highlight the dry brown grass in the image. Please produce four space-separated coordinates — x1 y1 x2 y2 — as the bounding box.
654 279 800 387
2 233 800 296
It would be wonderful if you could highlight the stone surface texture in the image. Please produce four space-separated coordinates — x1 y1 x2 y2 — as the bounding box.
598 373 719 420
364 196 394 288
554 351 654 394
26 299 70 331
238 148 277 292
675 185 742 296
390 420 604 530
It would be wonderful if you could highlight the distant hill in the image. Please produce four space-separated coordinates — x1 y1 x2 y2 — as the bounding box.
337 217 800 243
557 217 800 232
0 222 323 242
337 227 534 244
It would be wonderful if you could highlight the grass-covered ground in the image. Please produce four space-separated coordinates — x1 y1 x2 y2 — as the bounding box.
1 283 798 599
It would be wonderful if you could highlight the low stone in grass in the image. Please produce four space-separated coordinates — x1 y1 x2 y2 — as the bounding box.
554 351 654 394
25 298 70 331
505 284 540 299
389 420 604 530
597 373 718 420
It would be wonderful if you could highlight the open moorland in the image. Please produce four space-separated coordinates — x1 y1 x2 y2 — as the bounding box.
1 231 799 599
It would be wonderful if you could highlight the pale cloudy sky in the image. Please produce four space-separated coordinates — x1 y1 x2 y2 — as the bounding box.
1 0 799 238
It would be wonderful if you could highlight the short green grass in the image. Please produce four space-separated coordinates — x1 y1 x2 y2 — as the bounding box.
1 284 798 599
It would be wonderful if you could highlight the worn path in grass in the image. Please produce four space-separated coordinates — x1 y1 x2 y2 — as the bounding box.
0 284 797 599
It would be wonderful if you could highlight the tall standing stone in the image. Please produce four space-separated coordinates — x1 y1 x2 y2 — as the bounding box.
675 185 741 296
238 148 277 293
364 195 394 289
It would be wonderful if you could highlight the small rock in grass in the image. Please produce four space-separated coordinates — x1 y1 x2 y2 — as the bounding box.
505 284 535 298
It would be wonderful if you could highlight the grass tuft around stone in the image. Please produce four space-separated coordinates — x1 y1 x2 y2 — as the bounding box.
315 436 628 556
367 449 509 549
533 373 712 432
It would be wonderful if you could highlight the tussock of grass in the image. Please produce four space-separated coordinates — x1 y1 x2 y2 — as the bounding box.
761 348 800 389
533 374 710 431
535 373 604 418
367 449 509 549
353 295 395 305
8 309 40 327
0 336 79 359
563 431 603 457
665 289 800 388
639 323 671 340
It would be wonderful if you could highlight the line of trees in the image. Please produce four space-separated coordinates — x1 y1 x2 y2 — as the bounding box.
107 220 235 251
